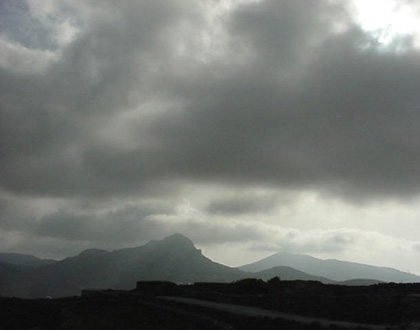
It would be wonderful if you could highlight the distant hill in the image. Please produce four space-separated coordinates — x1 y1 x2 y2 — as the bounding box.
2 235 419 298
0 253 56 266
338 279 384 286
239 252 420 283
0 234 245 298
253 266 336 284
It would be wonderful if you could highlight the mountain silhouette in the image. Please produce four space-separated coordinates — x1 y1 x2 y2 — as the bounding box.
253 266 336 284
338 278 384 286
239 252 420 283
1 235 419 298
0 253 56 266
0 234 244 298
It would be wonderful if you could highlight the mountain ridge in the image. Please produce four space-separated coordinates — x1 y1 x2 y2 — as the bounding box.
0 234 245 298
253 266 336 284
239 251 420 283
1 234 419 298
0 253 57 266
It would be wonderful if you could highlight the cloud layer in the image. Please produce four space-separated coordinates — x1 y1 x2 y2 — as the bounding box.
1 0 420 273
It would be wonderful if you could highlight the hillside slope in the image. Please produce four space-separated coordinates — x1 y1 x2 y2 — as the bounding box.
240 252 420 283
253 266 336 284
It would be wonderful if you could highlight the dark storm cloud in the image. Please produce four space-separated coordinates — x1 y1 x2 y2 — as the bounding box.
20 203 266 247
0 0 199 197
1 0 420 205
206 195 278 215
30 205 161 242
151 2 420 200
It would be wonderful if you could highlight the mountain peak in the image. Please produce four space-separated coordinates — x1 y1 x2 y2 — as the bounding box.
78 248 109 258
144 234 199 254
161 233 198 251
163 233 193 243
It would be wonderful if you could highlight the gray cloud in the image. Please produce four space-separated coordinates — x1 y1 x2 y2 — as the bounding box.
278 231 358 254
206 194 278 215
250 228 402 257
29 205 158 242
171 220 268 245
0 0 201 198
1 0 420 202
0 201 267 258
1 0 420 273
0 0 55 50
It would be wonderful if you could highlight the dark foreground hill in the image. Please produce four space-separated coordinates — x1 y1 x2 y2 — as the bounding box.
240 252 420 283
2 280 420 329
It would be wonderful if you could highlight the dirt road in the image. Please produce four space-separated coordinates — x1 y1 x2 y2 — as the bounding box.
161 296 395 330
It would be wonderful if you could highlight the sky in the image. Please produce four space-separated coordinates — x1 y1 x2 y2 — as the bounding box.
1 0 420 275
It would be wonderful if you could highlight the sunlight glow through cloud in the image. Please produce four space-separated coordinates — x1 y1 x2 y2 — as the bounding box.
351 0 420 47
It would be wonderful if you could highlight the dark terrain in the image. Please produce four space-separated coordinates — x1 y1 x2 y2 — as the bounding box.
1 279 420 330
1 234 420 329
1 234 418 299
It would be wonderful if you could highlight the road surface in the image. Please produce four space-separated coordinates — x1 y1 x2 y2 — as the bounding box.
160 296 395 330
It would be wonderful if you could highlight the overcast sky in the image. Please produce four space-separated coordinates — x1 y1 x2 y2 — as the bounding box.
1 0 420 274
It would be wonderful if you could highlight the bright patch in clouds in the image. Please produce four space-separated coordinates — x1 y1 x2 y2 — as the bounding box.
352 0 420 46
